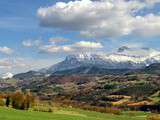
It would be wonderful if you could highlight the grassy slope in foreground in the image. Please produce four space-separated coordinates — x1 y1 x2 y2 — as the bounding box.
0 107 149 120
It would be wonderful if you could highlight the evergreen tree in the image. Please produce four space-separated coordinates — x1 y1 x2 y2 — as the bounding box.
6 96 10 107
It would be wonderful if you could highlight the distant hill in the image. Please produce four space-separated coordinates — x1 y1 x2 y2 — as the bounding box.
13 63 160 80
52 62 160 75
13 71 45 80
126 63 160 75
140 63 160 74
53 65 132 75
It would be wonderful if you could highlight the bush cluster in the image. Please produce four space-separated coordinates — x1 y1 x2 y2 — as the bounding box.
53 97 122 115
147 114 160 120
0 98 5 106
33 106 53 112
3 90 35 110
82 105 122 115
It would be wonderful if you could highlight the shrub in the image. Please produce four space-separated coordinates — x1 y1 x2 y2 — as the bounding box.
33 106 53 112
127 111 136 116
104 83 115 90
0 98 5 106
105 107 122 115
147 114 160 120
78 104 122 115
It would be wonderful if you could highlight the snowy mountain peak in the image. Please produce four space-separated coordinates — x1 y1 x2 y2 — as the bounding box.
46 47 160 73
116 46 160 58
117 46 130 52
65 52 100 61
1 72 13 79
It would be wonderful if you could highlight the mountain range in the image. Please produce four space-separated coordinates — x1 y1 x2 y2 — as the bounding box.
47 47 160 72
12 47 160 79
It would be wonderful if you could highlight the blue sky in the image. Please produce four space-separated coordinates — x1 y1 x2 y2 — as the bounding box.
0 0 160 74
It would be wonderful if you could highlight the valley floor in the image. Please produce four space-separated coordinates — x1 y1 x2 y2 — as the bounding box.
0 107 149 120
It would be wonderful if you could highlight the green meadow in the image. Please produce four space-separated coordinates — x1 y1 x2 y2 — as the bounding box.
0 107 149 120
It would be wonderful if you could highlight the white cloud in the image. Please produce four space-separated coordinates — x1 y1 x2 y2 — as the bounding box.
0 59 12 68
39 41 103 53
40 45 74 53
117 46 160 57
49 37 69 43
132 14 160 37
0 58 27 70
0 46 13 55
121 42 144 49
144 0 160 6
0 57 56 74
22 39 41 47
22 41 32 47
37 0 160 38
74 41 103 48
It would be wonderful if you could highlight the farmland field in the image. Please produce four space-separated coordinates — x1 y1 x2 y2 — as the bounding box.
0 107 149 120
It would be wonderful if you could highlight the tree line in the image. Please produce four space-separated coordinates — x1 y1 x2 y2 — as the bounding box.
0 90 35 110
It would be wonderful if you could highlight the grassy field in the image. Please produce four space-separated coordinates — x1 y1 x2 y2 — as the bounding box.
0 107 150 120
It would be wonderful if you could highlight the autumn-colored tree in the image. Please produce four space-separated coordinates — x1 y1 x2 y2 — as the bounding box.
24 90 35 110
11 90 25 109
10 90 35 110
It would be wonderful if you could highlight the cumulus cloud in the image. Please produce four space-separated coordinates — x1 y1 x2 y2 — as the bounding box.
37 0 160 38
22 39 41 47
49 37 69 43
132 14 160 37
39 41 103 53
0 58 27 70
0 46 13 55
22 41 32 47
0 59 12 68
40 45 74 53
117 46 160 57
144 0 160 6
74 41 103 48
120 42 144 49
0 57 55 74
